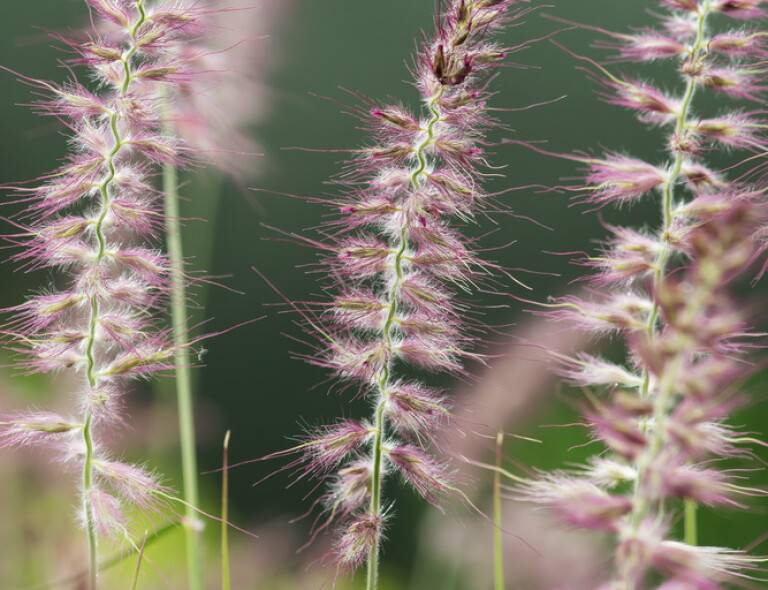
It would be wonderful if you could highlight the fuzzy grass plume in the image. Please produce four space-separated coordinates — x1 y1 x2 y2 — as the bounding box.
276 0 537 586
0 1 216 587
512 2 768 588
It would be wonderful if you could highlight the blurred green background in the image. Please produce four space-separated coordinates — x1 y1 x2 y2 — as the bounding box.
0 1 765 588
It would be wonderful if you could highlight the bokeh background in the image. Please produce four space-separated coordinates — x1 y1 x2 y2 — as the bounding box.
0 1 766 588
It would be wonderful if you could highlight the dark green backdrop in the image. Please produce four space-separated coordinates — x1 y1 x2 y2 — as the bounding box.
1 1 765 584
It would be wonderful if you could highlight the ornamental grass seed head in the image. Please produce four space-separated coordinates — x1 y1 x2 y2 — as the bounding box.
514 2 768 587
0 0 227 576
273 0 539 578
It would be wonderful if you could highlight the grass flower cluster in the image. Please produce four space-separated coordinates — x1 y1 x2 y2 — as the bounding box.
513 1 768 588
0 1 765 589
286 0 534 585
0 1 213 587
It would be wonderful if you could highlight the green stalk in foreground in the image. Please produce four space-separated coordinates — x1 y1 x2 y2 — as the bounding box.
162 110 204 590
493 432 505 590
130 535 148 590
684 499 698 546
221 431 232 590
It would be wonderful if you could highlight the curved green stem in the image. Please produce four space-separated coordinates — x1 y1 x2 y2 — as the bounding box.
365 87 445 590
82 412 98 590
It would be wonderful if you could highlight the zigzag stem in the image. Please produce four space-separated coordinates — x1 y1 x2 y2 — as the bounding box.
81 2 146 587
627 0 712 578
365 87 445 590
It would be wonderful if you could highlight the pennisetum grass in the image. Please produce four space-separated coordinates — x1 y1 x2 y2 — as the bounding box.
506 1 768 588
272 0 537 586
0 1 219 587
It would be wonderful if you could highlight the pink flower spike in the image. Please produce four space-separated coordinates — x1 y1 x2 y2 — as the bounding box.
586 403 648 459
542 293 653 334
586 226 663 285
693 113 766 151
699 66 767 102
652 542 762 586
280 0 557 573
385 444 452 504
371 106 420 132
2 292 86 333
0 0 212 568
84 0 131 27
45 84 111 119
100 342 174 378
557 353 644 389
709 31 768 58
713 0 767 19
660 0 699 10
619 33 687 62
514 474 632 531
335 513 383 569
396 335 464 373
681 162 728 192
650 460 742 507
384 381 450 436
0 412 81 449
325 459 374 515
88 488 126 538
399 275 453 315
332 290 387 331
93 460 168 510
527 1 768 587
339 195 398 230
336 237 392 279
303 421 373 470
585 156 667 206
111 248 168 284
324 339 387 383
606 81 681 125
663 15 699 39
583 458 638 488
668 418 749 460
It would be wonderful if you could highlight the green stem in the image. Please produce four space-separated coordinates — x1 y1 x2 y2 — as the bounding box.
684 499 698 546
221 431 231 590
130 535 147 590
82 412 98 590
493 432 505 590
365 87 445 590
161 98 204 590
366 401 386 590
